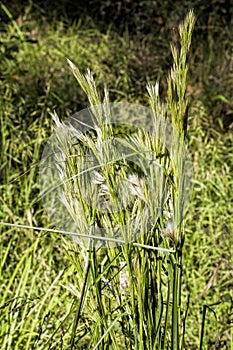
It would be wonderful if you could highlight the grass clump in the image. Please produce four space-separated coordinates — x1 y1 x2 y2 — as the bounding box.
37 10 195 349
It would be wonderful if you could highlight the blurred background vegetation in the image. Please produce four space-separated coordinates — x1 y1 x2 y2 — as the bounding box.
0 1 232 349
1 0 233 128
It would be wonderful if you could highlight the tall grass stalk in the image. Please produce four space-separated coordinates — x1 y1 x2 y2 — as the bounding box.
41 10 195 349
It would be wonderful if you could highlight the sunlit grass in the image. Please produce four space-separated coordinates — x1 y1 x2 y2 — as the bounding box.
0 4 232 350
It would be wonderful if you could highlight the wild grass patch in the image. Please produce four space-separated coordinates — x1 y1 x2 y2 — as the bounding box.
1 4 232 349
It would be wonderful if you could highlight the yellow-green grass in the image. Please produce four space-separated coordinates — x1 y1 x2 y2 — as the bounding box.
1 4 232 349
